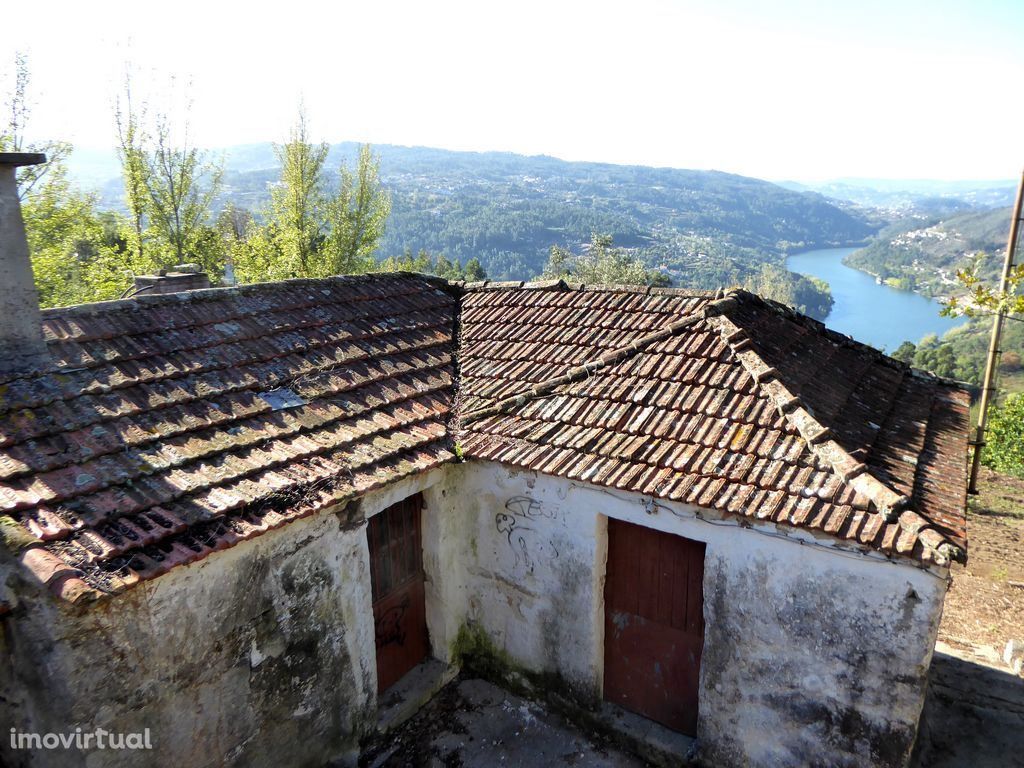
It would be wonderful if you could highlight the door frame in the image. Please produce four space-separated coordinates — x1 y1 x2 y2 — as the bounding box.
600 515 707 735
367 492 430 693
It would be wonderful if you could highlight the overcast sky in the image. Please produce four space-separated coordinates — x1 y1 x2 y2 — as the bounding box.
3 0 1022 181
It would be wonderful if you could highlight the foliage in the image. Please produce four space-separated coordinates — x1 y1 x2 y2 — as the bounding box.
943 251 1024 318
23 163 140 306
982 394 1024 477
3 53 138 307
266 107 329 276
216 204 254 284
377 248 488 281
143 111 224 270
847 208 1009 300
539 234 670 286
1 52 71 200
114 73 149 265
325 144 391 276
886 314 1024 388
742 263 834 320
230 121 390 282
889 334 977 381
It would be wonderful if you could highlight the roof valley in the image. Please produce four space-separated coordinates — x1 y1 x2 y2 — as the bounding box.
462 293 738 424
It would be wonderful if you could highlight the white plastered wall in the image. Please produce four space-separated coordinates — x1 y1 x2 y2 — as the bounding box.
454 460 948 768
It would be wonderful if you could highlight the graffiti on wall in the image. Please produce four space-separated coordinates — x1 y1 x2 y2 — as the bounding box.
374 595 410 649
495 496 561 573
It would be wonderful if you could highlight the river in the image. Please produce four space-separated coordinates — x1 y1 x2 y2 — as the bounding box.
785 246 967 352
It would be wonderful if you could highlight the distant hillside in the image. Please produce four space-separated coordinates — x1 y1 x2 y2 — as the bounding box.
778 178 1016 215
69 143 874 314
845 207 1011 298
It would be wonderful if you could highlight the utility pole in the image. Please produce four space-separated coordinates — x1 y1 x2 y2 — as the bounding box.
968 169 1024 494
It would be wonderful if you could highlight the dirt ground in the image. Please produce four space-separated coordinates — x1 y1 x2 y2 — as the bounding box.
938 467 1024 654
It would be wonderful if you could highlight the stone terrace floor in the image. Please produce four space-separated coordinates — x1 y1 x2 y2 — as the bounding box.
361 677 650 768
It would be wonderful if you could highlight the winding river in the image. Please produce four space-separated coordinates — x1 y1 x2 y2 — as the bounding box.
785 247 967 352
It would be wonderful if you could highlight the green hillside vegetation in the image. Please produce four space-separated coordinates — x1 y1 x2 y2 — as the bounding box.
70 142 873 318
215 144 871 317
893 316 1024 394
846 207 1009 297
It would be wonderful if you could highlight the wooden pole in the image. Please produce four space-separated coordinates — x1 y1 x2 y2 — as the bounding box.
967 169 1024 494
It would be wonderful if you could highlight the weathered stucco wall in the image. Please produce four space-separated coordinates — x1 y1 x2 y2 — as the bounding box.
0 468 464 768
457 461 948 768
0 458 947 768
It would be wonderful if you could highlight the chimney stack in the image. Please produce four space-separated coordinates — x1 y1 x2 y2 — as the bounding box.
133 263 211 296
0 153 49 376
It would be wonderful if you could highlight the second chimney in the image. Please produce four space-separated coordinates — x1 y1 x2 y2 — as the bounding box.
133 263 211 296
0 153 49 376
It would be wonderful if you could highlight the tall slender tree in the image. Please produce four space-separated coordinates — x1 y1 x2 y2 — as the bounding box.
326 144 391 275
1 52 71 200
114 71 149 265
144 107 223 267
268 106 329 276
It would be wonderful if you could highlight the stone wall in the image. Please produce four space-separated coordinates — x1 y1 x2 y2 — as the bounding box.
456 461 948 768
0 468 463 768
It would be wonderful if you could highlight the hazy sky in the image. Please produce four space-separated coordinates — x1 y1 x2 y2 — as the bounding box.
3 0 1022 181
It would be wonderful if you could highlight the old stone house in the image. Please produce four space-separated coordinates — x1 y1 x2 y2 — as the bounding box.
0 153 969 767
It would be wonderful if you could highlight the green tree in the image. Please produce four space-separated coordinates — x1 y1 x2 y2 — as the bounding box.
266 107 329 277
944 251 1024 318
233 222 284 285
463 257 486 281
21 162 123 307
144 110 223 268
3 52 133 307
216 204 254 284
326 144 391 275
742 264 833 320
892 341 917 364
376 248 487 281
540 233 670 286
1 52 71 200
114 72 150 266
982 394 1024 476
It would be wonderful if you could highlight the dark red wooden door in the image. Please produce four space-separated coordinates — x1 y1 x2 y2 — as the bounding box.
604 518 705 735
368 494 429 693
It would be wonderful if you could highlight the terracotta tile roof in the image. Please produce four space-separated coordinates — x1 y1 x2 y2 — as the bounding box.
0 275 970 603
0 274 457 603
456 282 969 567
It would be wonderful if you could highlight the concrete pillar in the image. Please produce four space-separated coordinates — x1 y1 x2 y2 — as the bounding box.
0 153 49 376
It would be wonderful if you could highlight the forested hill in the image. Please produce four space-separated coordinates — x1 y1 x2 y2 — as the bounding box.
72 143 872 316
845 206 1011 299
207 144 873 281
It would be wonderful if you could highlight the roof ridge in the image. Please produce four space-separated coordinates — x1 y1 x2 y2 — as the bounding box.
455 278 719 299
725 289 971 390
38 272 451 321
705 309 961 564
460 294 738 424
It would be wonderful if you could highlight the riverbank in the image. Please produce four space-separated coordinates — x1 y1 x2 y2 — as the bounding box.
785 246 967 351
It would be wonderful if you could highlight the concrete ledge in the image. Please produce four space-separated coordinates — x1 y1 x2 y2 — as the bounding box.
377 658 459 734
597 702 696 767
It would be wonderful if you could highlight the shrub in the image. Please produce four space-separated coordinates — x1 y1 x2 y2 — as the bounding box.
1000 350 1022 373
982 394 1024 477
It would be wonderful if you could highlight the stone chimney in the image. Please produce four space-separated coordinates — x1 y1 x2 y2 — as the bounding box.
133 263 211 296
0 153 49 376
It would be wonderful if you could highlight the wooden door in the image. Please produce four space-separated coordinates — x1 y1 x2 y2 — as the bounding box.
604 518 705 735
368 493 429 693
